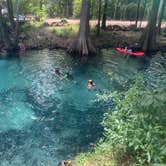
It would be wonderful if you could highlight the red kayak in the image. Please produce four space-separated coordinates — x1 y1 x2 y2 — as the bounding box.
116 48 145 57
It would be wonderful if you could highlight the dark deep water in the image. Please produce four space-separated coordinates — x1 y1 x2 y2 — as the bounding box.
0 49 165 165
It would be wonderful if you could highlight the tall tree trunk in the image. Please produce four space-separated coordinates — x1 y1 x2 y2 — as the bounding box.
58 1 63 17
0 5 12 49
90 0 95 19
15 0 20 44
113 0 119 20
16 0 20 22
157 0 166 34
140 0 160 52
120 6 124 20
101 0 108 30
6 0 19 49
6 0 15 30
135 0 141 27
97 0 102 35
123 6 127 20
139 0 147 28
65 0 70 18
39 0 43 10
67 0 96 56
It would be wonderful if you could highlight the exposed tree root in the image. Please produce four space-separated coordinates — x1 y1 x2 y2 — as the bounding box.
67 37 96 56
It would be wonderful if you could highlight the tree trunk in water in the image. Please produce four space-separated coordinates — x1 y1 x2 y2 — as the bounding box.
140 0 160 52
67 0 96 56
97 0 102 35
139 0 147 28
113 0 119 20
157 0 166 34
101 0 108 30
135 0 141 27
6 0 15 30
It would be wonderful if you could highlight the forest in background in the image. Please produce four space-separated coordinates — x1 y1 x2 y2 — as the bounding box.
9 0 165 21
0 0 166 55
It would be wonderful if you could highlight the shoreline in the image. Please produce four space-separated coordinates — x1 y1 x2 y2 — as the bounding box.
1 21 166 54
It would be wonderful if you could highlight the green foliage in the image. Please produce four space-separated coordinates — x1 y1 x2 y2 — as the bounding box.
35 6 48 20
52 24 79 37
73 0 82 18
20 22 46 32
74 145 117 166
102 76 166 165
20 23 32 32
10 0 165 22
74 74 166 165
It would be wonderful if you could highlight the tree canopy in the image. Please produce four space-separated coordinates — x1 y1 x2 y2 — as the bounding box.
1 0 164 21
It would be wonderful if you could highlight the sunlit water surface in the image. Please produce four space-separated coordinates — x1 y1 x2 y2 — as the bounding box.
0 49 164 165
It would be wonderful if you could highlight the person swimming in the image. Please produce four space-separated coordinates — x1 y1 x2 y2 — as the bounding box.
55 68 61 75
87 80 95 90
54 68 74 81
63 72 74 80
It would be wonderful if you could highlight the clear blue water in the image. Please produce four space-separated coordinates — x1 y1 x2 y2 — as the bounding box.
0 49 150 165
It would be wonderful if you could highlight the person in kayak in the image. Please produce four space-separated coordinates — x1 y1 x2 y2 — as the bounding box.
124 44 132 52
127 48 132 52
87 80 95 90
124 43 142 52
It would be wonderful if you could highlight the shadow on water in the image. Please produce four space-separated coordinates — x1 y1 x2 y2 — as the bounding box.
0 50 20 59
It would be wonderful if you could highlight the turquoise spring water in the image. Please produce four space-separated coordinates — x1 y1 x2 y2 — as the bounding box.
0 49 161 165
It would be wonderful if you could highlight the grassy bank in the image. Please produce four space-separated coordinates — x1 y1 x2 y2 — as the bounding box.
0 20 165 52
1 18 166 53
16 21 144 51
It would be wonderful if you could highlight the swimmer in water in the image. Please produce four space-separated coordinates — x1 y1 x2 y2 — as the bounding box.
87 80 95 90
54 68 74 81
63 72 74 80
54 68 62 76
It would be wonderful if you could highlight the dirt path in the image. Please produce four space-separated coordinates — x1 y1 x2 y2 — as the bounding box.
45 18 166 28
45 18 146 27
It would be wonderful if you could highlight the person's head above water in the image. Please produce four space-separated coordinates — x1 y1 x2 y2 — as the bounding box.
88 80 93 84
55 68 61 75
88 80 95 90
